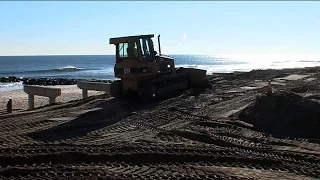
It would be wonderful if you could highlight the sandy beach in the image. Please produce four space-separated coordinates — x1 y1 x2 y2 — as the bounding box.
0 85 105 112
0 67 320 179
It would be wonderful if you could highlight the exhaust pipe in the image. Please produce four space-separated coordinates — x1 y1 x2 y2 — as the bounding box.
158 34 161 55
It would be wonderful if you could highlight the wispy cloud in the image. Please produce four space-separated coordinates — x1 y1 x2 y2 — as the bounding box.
192 11 199 17
183 33 187 39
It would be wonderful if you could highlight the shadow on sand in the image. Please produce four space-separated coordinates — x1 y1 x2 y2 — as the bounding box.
27 90 191 142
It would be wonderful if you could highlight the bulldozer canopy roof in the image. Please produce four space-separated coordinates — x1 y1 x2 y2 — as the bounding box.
109 34 154 44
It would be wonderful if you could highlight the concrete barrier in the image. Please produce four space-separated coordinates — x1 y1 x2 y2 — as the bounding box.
24 85 61 109
77 81 111 99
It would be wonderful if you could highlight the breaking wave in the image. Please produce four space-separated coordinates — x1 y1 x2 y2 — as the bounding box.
0 66 98 75
27 66 85 73
0 81 23 91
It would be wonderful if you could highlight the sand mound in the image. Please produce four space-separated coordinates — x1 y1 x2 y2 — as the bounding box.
239 92 320 138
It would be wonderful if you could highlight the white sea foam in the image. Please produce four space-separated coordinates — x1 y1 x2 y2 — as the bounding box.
0 81 23 91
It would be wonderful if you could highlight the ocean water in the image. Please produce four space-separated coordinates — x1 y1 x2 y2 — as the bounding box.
0 54 320 91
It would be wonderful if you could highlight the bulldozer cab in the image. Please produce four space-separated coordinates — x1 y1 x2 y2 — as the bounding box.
109 34 176 81
110 34 155 63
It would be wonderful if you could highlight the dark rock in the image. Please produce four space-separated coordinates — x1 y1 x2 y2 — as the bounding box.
28 78 37 85
0 77 7 82
20 77 80 86
0 76 22 83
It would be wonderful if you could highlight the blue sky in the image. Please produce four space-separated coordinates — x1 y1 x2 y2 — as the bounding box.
0 1 319 55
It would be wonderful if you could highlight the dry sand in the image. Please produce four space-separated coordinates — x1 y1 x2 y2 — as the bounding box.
0 67 320 179
0 85 105 112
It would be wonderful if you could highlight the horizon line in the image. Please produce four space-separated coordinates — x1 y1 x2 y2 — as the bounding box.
1 53 320 57
0 53 208 57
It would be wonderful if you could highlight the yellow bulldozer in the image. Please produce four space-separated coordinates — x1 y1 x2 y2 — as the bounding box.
109 34 211 99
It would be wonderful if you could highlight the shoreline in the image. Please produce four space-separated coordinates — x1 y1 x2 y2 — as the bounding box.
0 76 113 86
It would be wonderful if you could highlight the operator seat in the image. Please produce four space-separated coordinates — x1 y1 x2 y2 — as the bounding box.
127 42 138 58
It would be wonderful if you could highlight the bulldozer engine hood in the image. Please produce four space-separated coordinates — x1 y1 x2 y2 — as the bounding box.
155 55 174 61
114 67 151 74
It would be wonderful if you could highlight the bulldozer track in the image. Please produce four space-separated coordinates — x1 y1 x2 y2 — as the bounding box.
0 164 269 180
185 125 268 148
0 121 65 138
155 132 186 143
0 140 320 178
0 145 319 179
0 143 318 165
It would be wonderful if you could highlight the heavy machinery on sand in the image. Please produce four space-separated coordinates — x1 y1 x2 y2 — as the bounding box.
109 34 211 99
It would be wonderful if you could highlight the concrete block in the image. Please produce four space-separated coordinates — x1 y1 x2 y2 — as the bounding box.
77 81 111 99
24 85 61 98
23 85 61 109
